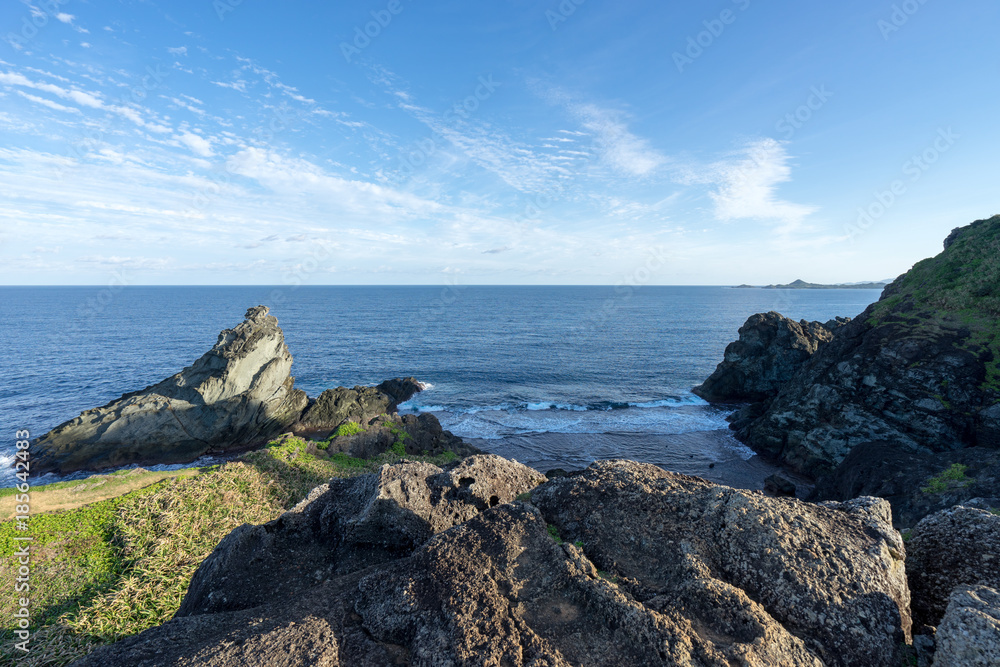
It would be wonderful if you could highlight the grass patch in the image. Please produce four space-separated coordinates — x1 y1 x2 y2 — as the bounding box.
0 436 460 666
331 421 365 438
0 467 208 521
920 463 975 494
546 524 563 544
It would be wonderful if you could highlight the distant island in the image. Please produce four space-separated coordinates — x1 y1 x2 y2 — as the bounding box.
733 278 891 290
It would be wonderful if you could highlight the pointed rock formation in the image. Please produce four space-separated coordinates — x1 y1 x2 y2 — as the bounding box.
32 306 308 474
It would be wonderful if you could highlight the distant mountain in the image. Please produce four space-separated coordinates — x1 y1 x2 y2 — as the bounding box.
733 278 891 290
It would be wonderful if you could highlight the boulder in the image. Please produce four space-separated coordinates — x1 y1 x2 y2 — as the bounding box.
764 472 797 497
292 377 423 433
175 454 545 618
933 585 1000 667
32 306 308 474
313 412 479 460
71 457 915 667
693 312 844 403
531 461 912 667
906 504 1000 629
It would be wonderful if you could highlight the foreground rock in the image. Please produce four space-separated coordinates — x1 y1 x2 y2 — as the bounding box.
693 312 847 403
933 586 1000 666
906 504 1000 629
176 454 544 618
74 457 912 666
309 412 479 460
32 306 308 474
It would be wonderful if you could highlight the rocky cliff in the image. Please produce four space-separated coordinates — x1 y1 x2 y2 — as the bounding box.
693 312 849 403
701 217 1000 497
72 457 914 667
32 306 309 474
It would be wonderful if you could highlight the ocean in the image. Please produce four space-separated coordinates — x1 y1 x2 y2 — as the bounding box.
0 285 884 489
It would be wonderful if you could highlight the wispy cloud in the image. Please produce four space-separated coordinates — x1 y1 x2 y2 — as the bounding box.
680 138 817 230
570 104 665 177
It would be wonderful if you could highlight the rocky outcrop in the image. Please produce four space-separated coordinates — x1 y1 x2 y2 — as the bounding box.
75 457 913 667
906 504 1000 629
176 454 545 618
933 585 1000 666
701 216 1000 488
693 312 847 403
532 461 911 667
293 378 424 434
311 412 479 459
812 442 1000 526
32 306 308 474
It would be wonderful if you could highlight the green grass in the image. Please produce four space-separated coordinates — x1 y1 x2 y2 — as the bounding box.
0 436 460 666
864 216 1000 393
546 524 563 544
331 421 365 438
920 463 975 494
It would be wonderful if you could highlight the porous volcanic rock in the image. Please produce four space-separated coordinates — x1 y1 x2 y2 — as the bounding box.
70 458 915 667
531 461 911 667
32 306 308 474
175 454 546 618
693 312 845 403
906 504 1000 629
933 585 1000 667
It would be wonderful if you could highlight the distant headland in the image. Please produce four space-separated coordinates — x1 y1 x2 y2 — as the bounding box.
733 278 892 290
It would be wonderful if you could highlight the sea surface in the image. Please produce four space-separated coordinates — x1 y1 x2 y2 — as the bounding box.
0 286 885 489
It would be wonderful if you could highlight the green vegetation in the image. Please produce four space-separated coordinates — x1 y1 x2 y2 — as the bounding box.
383 417 412 457
546 524 563 544
596 569 619 583
901 529 913 543
920 463 975 494
573 540 584 549
515 492 532 502
0 435 459 666
331 421 365 437
866 215 1000 393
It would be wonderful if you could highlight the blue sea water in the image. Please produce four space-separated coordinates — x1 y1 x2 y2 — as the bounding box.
0 285 884 489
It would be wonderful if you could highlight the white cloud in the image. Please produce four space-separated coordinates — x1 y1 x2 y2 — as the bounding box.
0 71 103 109
16 90 80 114
685 138 817 229
571 104 664 177
178 132 214 157
56 13 75 24
167 46 188 56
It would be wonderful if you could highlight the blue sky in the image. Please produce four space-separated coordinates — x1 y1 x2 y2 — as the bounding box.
0 0 997 286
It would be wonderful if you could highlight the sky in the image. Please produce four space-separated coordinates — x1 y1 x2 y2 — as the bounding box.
0 0 997 286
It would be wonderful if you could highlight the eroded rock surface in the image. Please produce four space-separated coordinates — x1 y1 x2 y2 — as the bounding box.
699 217 1000 499
933 585 1000 667
75 457 915 667
532 460 911 667
33 306 308 474
176 454 545 618
906 504 1000 629
294 377 424 433
693 312 845 403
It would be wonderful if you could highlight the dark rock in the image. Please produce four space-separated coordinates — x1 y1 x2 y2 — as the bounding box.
532 460 911 667
811 441 1000 526
906 504 1000 629
294 378 422 433
319 412 479 460
32 306 308 475
693 312 843 403
764 472 797 496
175 454 545 618
933 585 1000 666
717 216 1000 482
71 457 915 666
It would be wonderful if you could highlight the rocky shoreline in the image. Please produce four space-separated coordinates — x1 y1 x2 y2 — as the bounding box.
20 217 1000 665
